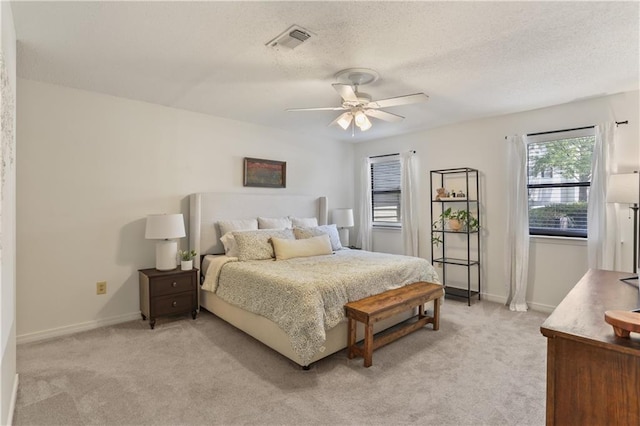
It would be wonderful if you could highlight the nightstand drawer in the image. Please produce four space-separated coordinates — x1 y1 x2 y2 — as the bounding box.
153 293 196 317
150 274 195 297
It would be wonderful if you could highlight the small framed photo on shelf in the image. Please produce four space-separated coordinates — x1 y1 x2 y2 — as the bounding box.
243 157 286 188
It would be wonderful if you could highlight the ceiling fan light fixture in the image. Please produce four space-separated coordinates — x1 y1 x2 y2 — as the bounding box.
335 112 353 130
358 118 372 131
354 111 372 131
354 110 367 126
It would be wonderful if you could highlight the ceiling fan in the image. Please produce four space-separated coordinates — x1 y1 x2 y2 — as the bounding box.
287 68 429 134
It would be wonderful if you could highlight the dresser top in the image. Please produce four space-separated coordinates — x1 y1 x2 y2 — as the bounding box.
540 269 640 354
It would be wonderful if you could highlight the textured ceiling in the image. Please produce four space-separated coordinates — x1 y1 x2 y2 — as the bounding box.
12 1 640 143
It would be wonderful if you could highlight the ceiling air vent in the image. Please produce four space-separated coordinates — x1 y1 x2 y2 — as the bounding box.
266 25 314 50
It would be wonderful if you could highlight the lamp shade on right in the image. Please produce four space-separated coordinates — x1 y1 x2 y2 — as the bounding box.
607 173 639 204
333 208 355 228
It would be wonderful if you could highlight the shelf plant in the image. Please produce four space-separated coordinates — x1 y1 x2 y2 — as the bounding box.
432 207 479 246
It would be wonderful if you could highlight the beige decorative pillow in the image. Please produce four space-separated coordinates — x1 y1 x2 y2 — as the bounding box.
272 234 332 260
293 224 343 251
232 228 295 261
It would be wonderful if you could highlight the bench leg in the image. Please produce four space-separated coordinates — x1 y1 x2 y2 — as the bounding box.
364 322 373 367
433 297 440 331
347 317 356 359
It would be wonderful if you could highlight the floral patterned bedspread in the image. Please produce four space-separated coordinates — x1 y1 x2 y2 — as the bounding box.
207 250 440 365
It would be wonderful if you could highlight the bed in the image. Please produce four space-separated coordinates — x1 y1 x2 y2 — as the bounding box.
189 192 440 367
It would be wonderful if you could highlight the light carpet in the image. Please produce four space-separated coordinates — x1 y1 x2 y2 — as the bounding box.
14 298 549 425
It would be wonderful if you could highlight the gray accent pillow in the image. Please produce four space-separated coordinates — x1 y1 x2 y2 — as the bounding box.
233 228 295 261
293 224 343 251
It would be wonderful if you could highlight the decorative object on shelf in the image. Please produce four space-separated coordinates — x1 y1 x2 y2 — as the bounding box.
432 207 479 237
606 171 639 282
179 249 197 271
333 208 354 246
243 157 286 188
435 187 446 200
145 213 186 271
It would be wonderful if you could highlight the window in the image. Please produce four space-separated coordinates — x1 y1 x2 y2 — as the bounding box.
371 155 401 227
526 127 596 237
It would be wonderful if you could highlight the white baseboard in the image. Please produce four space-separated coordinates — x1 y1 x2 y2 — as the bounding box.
7 374 18 426
480 292 555 314
17 312 141 345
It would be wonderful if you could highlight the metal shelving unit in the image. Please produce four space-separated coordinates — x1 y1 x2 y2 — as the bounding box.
430 167 481 305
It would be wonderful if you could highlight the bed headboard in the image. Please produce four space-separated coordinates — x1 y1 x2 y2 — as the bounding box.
189 193 328 268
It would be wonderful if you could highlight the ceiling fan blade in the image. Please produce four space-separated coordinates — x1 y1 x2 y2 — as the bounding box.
364 109 404 122
368 93 429 109
287 106 347 112
332 83 359 102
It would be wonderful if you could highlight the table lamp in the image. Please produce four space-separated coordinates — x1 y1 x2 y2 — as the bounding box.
145 213 186 271
607 171 639 281
333 208 354 247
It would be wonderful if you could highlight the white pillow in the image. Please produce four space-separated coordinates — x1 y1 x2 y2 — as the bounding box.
232 228 295 261
293 224 343 251
219 232 239 257
218 219 258 237
272 234 332 260
258 216 292 229
290 217 319 227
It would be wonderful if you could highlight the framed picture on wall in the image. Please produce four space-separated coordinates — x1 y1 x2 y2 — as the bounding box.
243 157 287 188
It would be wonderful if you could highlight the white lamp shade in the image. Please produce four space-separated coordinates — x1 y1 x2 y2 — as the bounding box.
333 208 354 228
607 173 639 204
145 214 186 240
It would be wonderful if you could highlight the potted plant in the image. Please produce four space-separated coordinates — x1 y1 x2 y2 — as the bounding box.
432 208 479 244
179 249 197 271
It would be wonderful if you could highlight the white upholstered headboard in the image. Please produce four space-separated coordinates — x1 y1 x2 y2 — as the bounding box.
189 193 328 268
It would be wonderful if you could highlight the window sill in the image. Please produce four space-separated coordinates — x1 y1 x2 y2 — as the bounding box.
373 225 402 231
530 235 587 246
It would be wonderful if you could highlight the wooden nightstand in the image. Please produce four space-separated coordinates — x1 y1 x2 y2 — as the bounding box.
138 268 198 329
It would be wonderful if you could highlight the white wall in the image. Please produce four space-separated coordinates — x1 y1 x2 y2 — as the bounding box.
354 91 639 311
16 79 354 341
0 2 17 424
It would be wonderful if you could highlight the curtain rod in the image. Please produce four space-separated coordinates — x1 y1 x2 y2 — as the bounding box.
370 150 416 159
527 125 595 137
504 121 629 139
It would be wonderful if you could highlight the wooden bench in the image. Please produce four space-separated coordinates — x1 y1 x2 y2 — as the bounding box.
344 281 444 367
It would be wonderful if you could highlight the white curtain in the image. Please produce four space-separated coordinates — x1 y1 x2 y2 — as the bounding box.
400 151 418 256
588 123 620 270
505 135 530 312
356 157 373 251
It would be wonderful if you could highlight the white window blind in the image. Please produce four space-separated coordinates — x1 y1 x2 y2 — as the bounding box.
526 127 595 237
371 155 401 226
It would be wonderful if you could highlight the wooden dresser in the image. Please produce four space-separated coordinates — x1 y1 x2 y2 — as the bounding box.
540 269 640 425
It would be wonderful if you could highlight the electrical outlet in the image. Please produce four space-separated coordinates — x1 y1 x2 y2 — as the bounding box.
96 281 107 295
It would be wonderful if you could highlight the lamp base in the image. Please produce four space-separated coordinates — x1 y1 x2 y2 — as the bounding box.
338 228 349 247
156 240 178 271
